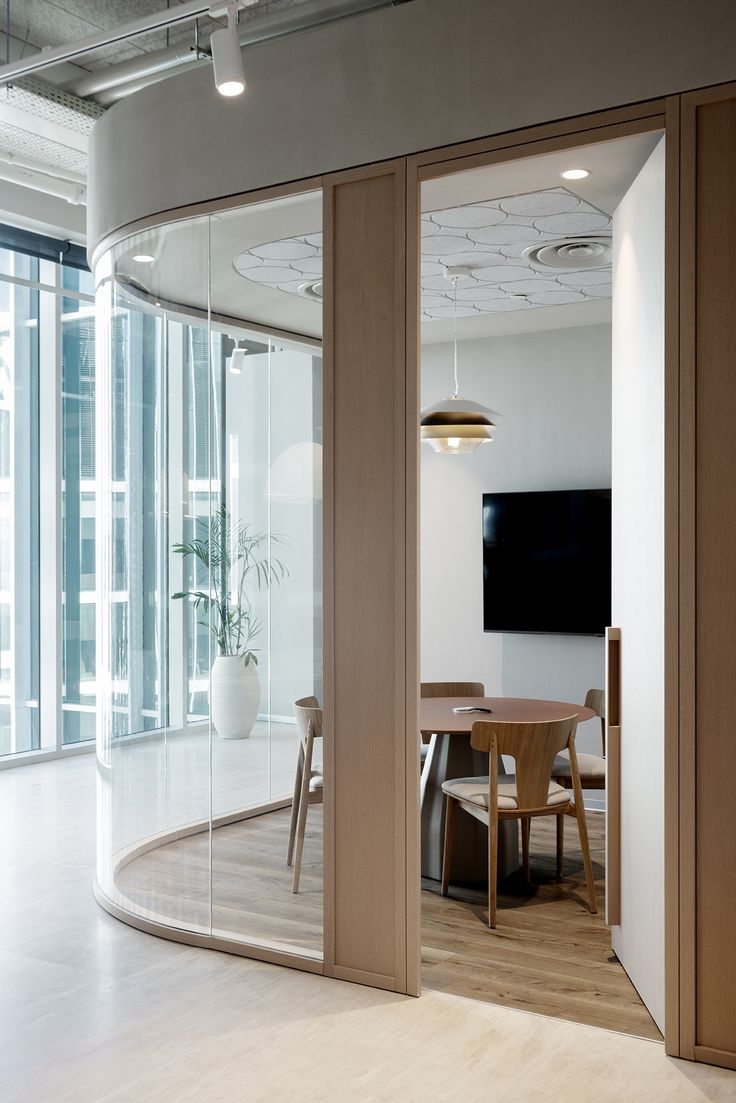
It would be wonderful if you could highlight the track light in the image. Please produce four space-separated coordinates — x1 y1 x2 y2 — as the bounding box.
211 3 246 97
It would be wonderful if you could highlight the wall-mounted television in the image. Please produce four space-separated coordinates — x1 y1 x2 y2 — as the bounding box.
482 489 611 636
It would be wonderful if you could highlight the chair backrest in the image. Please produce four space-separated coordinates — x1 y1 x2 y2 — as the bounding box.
294 696 322 747
421 681 485 699
470 715 578 813
584 688 606 756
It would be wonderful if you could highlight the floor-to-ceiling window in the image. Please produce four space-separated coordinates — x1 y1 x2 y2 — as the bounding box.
0 249 40 757
0 233 98 762
61 264 97 746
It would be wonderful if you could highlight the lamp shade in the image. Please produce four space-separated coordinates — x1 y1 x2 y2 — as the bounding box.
420 396 497 454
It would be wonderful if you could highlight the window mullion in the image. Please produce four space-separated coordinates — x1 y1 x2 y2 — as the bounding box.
38 259 62 753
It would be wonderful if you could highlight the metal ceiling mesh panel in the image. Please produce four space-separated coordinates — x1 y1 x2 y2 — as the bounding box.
0 120 88 173
9 77 104 131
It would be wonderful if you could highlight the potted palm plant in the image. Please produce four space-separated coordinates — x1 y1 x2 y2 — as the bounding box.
172 504 287 739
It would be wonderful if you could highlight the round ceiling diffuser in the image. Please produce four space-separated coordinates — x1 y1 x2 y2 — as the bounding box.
298 280 323 301
522 237 612 272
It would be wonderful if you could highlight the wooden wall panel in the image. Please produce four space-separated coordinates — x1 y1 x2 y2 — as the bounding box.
323 162 414 991
689 87 736 1068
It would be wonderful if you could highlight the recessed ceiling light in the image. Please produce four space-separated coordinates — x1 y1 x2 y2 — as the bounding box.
561 168 590 181
132 253 154 263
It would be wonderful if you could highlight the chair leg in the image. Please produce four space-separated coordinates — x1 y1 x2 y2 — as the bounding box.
521 817 530 883
574 803 598 914
556 813 564 880
441 795 456 896
488 813 498 928
292 762 312 894
287 744 305 867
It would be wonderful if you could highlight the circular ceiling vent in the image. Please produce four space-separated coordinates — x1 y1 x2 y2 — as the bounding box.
298 279 323 301
522 237 612 272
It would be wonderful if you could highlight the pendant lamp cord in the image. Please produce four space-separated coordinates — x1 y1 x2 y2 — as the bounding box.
452 274 459 398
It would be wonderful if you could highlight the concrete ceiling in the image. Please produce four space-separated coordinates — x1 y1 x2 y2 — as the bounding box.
3 0 309 70
113 129 662 345
0 0 317 238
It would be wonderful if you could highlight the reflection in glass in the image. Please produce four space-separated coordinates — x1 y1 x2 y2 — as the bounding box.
96 194 324 959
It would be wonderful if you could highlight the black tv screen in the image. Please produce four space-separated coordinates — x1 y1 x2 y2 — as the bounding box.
482 489 611 636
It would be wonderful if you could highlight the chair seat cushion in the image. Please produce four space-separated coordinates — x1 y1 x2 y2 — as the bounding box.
441 775 570 811
552 751 606 779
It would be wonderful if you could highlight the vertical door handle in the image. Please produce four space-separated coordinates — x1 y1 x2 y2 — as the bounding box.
606 627 621 926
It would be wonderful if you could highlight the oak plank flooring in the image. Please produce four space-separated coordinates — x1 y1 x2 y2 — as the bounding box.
422 811 662 1041
117 807 324 954
118 805 659 1041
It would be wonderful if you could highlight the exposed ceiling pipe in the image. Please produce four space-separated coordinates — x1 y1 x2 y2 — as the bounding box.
0 161 86 204
0 149 86 186
65 43 202 100
94 66 208 107
96 0 407 105
0 0 210 84
0 0 411 94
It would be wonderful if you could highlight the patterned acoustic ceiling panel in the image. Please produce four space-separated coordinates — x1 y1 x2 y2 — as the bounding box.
233 187 612 319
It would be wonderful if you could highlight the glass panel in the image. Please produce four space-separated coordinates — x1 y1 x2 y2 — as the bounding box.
96 191 323 960
209 196 323 956
61 278 97 745
96 223 212 935
0 251 40 756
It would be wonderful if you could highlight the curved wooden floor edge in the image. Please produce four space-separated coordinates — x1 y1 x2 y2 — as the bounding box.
95 799 324 975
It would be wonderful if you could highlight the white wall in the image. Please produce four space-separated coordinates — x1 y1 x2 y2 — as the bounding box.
421 323 611 789
610 137 666 1032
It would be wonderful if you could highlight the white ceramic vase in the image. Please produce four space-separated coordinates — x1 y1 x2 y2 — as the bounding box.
210 655 261 739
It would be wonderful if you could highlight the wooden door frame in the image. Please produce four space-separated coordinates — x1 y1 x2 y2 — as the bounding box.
403 99 686 1055
676 80 736 1071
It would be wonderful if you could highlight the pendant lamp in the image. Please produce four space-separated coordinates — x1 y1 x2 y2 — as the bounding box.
420 267 499 454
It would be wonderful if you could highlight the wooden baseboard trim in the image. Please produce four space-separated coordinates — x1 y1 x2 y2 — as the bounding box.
332 965 399 992
693 1046 736 1071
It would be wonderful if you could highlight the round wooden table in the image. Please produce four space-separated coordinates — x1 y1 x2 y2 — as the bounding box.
420 696 595 883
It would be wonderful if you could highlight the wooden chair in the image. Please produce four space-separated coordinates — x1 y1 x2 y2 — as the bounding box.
441 715 597 927
287 696 323 894
421 681 485 699
552 688 605 791
420 681 485 762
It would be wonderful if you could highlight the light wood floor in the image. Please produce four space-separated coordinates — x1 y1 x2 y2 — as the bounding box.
7 756 736 1103
422 811 661 1041
118 804 660 1041
117 806 323 955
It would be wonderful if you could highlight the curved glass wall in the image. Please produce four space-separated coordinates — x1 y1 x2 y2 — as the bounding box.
95 190 324 960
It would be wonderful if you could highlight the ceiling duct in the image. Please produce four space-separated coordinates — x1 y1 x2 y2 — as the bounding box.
0 160 86 204
0 1 414 105
522 237 612 272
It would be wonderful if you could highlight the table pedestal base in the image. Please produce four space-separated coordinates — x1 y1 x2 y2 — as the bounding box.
421 733 519 884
